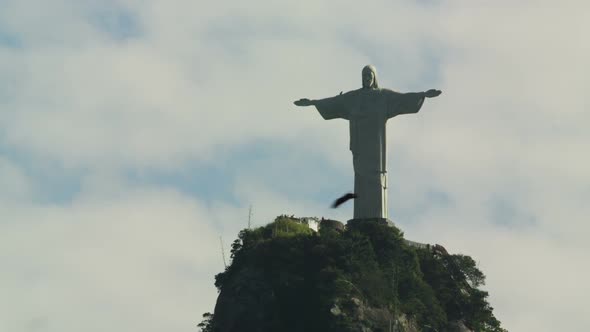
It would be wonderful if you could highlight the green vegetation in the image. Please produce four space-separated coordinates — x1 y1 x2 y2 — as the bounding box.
201 216 506 332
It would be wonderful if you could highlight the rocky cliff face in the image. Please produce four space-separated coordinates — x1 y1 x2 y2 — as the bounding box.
200 216 505 332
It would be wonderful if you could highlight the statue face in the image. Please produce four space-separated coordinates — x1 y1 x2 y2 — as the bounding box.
362 70 375 88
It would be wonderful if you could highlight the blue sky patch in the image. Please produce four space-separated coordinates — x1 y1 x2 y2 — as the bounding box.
126 139 351 208
0 30 22 48
90 8 142 41
0 144 84 204
488 194 537 228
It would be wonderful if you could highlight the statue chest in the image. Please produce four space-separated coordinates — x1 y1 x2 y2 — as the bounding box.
349 92 388 123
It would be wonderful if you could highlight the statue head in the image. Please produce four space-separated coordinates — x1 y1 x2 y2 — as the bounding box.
362 65 379 89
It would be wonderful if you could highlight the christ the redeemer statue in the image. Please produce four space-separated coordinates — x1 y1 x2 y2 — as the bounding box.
294 65 441 221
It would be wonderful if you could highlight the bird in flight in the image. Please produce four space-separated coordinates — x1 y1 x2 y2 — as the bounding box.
331 193 357 208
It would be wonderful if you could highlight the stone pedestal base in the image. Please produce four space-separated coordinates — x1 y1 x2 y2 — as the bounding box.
346 217 397 228
346 218 431 249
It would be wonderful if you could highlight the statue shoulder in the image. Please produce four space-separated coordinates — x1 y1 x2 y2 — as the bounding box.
331 89 361 102
379 88 402 96
341 89 361 97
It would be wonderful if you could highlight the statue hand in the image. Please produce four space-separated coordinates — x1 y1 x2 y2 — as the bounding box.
424 89 442 98
294 98 314 107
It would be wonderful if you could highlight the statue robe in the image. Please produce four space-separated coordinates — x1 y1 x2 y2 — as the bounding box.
314 88 425 219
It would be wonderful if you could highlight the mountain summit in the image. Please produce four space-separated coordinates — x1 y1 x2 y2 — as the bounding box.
199 215 505 332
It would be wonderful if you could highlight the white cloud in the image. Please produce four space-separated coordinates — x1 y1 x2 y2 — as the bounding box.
0 176 221 332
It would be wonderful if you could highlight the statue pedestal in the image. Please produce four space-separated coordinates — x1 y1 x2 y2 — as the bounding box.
346 218 431 250
346 217 397 228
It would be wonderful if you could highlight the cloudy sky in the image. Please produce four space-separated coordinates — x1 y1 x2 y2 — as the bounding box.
1 1 588 331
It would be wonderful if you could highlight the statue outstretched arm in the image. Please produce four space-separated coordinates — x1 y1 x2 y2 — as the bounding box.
294 93 350 120
400 89 442 99
424 89 442 98
386 89 441 118
294 98 316 106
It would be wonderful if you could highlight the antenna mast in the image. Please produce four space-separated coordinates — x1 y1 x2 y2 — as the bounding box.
248 205 253 229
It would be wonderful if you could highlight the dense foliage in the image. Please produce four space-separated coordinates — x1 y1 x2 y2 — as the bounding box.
202 216 506 332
